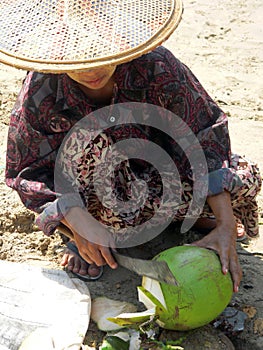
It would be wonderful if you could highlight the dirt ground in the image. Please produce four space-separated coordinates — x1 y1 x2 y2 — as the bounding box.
0 0 263 349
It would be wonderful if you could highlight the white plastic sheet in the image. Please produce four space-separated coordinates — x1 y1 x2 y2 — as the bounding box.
0 260 91 350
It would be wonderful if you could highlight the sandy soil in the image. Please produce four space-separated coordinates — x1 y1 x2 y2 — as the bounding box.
0 0 263 349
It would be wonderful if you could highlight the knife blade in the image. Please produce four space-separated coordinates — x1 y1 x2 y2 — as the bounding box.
57 224 178 285
111 250 178 285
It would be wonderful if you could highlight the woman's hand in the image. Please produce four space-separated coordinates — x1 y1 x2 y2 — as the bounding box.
191 191 242 293
72 229 118 269
191 222 242 293
61 207 118 269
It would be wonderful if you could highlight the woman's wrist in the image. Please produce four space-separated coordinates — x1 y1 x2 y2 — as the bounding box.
207 191 236 231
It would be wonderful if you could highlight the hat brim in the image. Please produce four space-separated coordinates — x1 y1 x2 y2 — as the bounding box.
0 0 183 73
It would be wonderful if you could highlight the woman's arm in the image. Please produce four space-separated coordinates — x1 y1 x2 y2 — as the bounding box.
192 191 242 292
154 49 242 291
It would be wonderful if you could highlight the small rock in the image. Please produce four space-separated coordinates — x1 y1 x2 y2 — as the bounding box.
253 318 263 336
0 252 7 259
38 238 51 252
212 307 247 333
242 305 257 319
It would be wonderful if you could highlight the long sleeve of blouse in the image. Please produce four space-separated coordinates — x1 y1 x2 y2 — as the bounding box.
144 47 242 197
5 72 86 234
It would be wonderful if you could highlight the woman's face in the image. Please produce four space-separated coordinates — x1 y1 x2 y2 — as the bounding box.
67 66 116 90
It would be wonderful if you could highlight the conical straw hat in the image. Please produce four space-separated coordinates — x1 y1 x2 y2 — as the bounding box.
0 0 183 73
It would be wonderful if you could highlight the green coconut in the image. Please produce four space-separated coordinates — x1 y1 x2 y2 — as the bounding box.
143 245 233 330
108 246 233 332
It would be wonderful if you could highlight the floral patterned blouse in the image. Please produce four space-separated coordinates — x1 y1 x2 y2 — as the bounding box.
5 46 243 236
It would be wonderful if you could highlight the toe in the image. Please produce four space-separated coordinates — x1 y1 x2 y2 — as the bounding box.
67 255 77 272
60 252 69 266
72 257 82 273
87 264 102 277
78 259 90 275
236 223 246 238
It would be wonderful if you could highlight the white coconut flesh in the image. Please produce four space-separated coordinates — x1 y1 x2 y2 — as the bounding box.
107 277 168 328
91 296 137 331
141 276 167 309
107 307 156 327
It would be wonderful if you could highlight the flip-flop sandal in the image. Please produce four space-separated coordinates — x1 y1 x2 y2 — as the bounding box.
236 233 249 242
65 241 103 281
236 221 249 242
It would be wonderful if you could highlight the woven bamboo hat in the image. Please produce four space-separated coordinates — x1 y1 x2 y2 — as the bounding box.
0 0 183 73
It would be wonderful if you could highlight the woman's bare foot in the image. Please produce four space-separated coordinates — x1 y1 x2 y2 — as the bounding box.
194 217 247 240
61 243 102 278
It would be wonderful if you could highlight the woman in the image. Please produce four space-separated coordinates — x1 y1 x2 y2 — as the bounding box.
5 46 262 291
1 0 261 292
